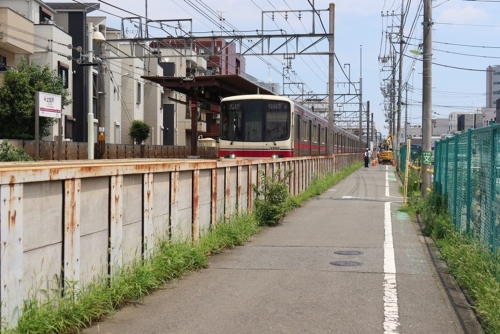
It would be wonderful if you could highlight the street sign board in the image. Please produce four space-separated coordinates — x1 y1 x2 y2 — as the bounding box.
422 151 432 165
36 91 62 118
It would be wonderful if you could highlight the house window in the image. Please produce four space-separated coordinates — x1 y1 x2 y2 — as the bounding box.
64 115 75 139
58 61 69 88
136 82 141 104
115 123 121 144
0 54 6 71
39 6 52 24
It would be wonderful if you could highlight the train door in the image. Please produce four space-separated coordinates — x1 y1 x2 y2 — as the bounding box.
295 114 300 156
308 120 312 156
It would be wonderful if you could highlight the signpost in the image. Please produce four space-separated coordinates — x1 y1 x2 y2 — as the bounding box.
422 151 432 165
35 91 62 161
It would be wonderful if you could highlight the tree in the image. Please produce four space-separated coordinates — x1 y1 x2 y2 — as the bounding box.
129 120 150 144
0 60 71 139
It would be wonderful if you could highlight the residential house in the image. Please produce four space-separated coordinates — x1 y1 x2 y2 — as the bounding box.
0 0 73 141
46 2 100 143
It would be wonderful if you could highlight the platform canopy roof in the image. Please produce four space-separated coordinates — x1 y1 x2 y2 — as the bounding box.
142 74 276 104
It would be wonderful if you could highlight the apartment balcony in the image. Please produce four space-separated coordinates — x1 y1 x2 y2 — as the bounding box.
0 8 35 55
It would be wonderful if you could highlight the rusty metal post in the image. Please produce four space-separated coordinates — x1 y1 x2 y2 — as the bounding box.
1 184 23 328
143 173 154 256
247 165 253 212
192 169 199 241
211 169 218 227
110 175 123 278
225 167 231 219
64 179 81 290
237 165 242 213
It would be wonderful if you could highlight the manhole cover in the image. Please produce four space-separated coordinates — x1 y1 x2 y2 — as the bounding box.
330 261 363 266
334 250 364 256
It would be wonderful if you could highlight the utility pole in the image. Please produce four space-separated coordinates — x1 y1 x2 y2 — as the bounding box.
87 22 94 160
366 101 370 148
328 3 335 155
97 25 106 159
358 46 363 151
421 0 433 195
391 46 396 146
371 112 374 147
396 0 405 170
404 83 408 141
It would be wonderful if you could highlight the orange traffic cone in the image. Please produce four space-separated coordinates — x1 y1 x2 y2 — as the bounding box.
372 159 376 166
391 160 396 167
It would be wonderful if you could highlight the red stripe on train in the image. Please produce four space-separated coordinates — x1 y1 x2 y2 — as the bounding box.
220 149 294 158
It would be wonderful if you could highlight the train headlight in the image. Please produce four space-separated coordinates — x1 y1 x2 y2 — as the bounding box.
225 153 236 159
271 154 279 159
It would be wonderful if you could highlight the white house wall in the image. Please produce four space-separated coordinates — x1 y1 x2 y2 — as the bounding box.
30 24 73 141
105 51 123 144
121 57 144 144
144 62 163 145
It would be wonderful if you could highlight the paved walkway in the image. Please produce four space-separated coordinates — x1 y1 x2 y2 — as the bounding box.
83 164 482 334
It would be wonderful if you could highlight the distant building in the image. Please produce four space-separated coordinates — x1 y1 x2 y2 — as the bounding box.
481 107 496 126
432 118 449 136
448 111 482 133
486 65 500 108
407 124 422 138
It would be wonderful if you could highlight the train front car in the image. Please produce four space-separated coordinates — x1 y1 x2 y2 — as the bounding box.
219 95 293 158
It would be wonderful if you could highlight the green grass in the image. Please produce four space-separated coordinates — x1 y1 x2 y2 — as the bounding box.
402 193 500 334
6 162 362 334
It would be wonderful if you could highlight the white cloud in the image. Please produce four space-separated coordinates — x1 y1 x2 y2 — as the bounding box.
436 5 488 24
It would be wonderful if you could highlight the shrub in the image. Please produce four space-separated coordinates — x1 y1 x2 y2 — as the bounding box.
252 169 293 226
0 140 34 162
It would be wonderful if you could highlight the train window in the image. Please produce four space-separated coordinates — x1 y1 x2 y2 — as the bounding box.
220 102 243 141
301 120 309 142
321 128 326 144
312 125 318 143
245 103 264 141
265 102 289 141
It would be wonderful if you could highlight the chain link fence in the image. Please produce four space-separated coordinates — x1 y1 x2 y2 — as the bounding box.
434 126 500 255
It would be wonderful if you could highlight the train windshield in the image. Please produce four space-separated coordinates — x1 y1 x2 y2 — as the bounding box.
220 99 291 142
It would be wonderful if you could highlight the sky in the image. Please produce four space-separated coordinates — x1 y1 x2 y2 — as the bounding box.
50 0 500 136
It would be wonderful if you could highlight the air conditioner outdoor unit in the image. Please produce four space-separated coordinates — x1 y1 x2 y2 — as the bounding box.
213 114 220 119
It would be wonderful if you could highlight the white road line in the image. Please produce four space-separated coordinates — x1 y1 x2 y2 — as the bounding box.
385 166 390 197
383 201 400 333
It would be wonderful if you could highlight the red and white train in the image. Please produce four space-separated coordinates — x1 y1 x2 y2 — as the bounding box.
219 94 362 158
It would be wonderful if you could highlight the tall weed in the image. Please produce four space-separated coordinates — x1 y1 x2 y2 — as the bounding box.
407 193 500 333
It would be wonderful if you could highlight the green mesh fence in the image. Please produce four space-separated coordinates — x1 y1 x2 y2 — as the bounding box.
434 126 500 255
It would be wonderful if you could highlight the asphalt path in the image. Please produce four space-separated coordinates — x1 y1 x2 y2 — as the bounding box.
83 164 482 334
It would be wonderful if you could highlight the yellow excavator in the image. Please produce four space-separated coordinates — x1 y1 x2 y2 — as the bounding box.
378 134 394 165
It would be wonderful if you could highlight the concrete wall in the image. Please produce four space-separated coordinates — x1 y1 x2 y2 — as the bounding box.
0 154 359 328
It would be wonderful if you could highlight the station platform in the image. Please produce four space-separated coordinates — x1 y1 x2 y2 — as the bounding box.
83 163 482 334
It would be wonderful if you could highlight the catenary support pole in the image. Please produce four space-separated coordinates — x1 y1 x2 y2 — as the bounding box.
328 3 335 155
